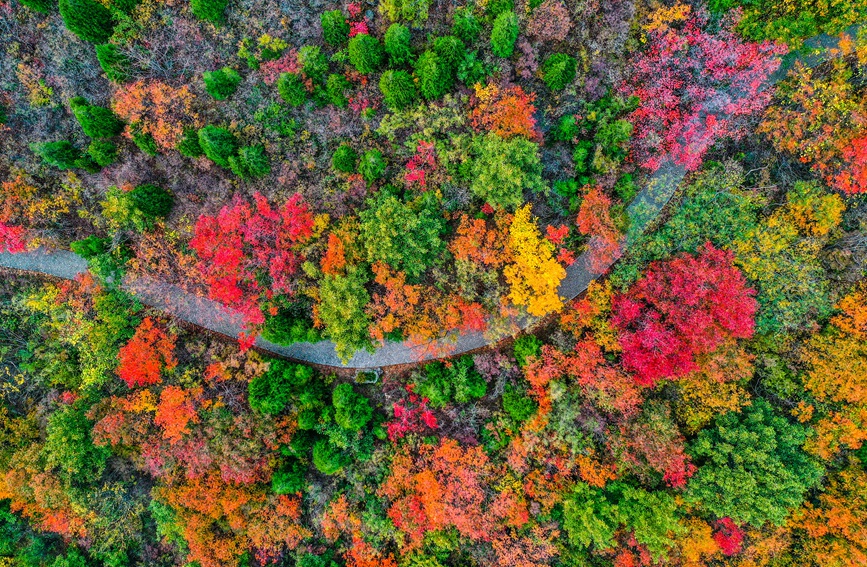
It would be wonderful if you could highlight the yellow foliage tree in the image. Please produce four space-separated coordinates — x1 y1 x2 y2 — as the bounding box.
504 205 566 317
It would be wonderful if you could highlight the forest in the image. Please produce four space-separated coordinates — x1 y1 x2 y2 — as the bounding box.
1 0 867 564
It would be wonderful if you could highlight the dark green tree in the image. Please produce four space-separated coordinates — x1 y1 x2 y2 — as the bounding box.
321 10 350 46
197 125 238 167
30 140 81 170
332 383 373 431
414 50 452 100
384 23 413 66
59 0 114 43
87 140 118 167
432 35 465 76
203 67 242 100
70 97 124 138
43 405 110 482
359 192 446 279
451 6 480 44
326 73 352 108
542 53 576 90
359 149 386 184
379 69 418 110
277 72 308 107
128 184 173 224
176 127 204 157
331 144 358 173
19 0 56 14
348 34 384 74
190 0 228 24
228 145 270 179
95 43 131 83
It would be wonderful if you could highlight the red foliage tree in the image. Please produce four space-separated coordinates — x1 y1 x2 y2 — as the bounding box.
117 318 178 388
612 243 757 386
190 193 314 327
621 11 785 171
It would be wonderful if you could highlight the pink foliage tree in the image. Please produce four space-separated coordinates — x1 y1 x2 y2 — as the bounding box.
621 11 785 171
612 243 757 386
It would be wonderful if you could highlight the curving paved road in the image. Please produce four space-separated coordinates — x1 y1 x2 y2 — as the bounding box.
0 25 857 368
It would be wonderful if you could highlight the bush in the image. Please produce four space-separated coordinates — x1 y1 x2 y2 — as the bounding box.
176 127 203 157
203 67 241 100
190 0 228 24
30 140 81 170
486 0 513 17
513 334 542 367
70 97 124 138
541 52 576 90
128 184 173 223
87 139 117 167
0 103 6 125
19 0 56 13
228 144 271 179
272 459 307 494
332 144 358 173
248 360 315 414
359 149 386 183
502 383 537 421
490 10 519 58
197 125 238 167
321 10 349 46
452 6 480 44
95 44 131 83
130 123 158 156
332 383 373 431
312 438 345 475
326 73 351 107
59 0 114 43
348 34 384 74
384 23 413 66
457 50 495 86
379 69 417 110
414 50 452 100
432 35 465 75
277 72 308 107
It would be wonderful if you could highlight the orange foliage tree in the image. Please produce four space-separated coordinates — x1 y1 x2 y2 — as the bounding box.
117 317 177 388
379 438 496 550
155 474 309 567
575 186 623 273
112 79 200 151
799 286 867 458
759 39 867 194
471 83 542 141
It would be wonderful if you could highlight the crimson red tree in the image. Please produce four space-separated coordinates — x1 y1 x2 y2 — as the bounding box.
612 243 757 386
189 193 314 326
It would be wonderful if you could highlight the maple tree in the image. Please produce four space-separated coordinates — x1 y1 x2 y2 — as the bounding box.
116 317 178 388
621 9 785 171
612 243 757 386
190 192 315 327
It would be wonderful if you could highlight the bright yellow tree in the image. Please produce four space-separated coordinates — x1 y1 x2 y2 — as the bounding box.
504 205 566 317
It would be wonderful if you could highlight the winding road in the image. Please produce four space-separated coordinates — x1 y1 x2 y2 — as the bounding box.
0 26 857 368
